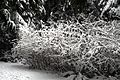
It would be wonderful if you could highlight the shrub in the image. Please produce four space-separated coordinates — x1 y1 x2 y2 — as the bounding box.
14 16 120 80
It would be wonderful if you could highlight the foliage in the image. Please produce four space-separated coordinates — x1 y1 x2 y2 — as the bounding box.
0 9 19 61
1 0 120 80
13 17 120 80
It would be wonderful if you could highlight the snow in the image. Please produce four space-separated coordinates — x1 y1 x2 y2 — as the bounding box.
0 62 118 80
0 62 67 80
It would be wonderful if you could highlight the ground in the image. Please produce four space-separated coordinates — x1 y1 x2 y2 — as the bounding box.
0 62 118 80
0 62 68 80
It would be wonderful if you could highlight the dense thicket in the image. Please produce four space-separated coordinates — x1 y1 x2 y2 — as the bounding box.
0 0 120 80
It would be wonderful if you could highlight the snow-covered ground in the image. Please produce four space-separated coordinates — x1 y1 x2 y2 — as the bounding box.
0 62 68 80
0 62 118 80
